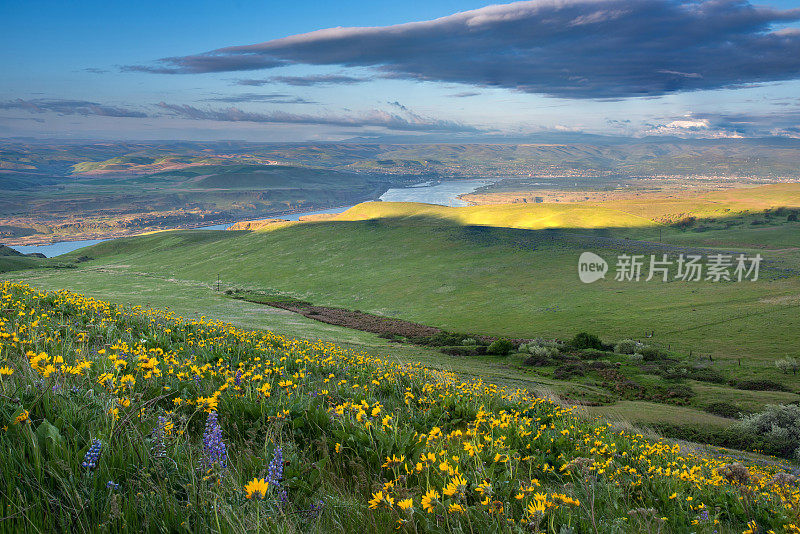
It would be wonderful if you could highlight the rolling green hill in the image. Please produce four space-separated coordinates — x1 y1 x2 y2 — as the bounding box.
6 189 800 434
46 204 800 369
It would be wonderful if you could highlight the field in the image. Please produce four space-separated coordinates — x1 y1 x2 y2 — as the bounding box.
4 184 800 447
1 281 798 533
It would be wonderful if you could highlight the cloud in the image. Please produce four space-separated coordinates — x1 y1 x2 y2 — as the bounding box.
155 102 480 132
642 110 800 138
124 0 800 99
203 92 316 104
236 74 371 86
387 101 408 111
0 99 147 118
448 91 480 98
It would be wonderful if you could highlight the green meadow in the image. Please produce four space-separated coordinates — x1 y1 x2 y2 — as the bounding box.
5 185 800 444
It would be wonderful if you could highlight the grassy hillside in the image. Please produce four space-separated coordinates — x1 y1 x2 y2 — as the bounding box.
340 183 800 229
1 282 798 533
6 189 800 435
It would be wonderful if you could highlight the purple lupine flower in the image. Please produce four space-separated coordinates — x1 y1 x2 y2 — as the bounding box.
266 446 283 486
234 369 242 387
106 480 119 490
305 499 325 519
266 446 288 505
82 439 102 470
201 411 227 469
152 416 168 459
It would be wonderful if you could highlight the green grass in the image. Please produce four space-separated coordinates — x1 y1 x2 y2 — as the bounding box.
53 214 800 367
6 201 800 431
3 282 798 533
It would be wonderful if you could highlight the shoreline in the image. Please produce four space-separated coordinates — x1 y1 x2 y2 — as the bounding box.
1 201 371 247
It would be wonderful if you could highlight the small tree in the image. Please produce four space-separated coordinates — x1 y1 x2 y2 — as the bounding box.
775 357 798 375
486 338 515 355
571 332 603 350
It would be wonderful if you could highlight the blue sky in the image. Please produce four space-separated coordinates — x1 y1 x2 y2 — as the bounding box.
2 0 800 141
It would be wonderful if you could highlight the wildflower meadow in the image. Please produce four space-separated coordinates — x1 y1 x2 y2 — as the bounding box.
0 281 798 533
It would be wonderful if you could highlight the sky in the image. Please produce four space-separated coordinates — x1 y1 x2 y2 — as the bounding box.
2 0 800 142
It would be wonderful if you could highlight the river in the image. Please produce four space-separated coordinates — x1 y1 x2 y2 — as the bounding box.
8 179 491 257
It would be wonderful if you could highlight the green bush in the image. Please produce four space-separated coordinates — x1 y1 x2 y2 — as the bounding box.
486 338 515 355
570 332 603 350
639 346 668 361
577 348 607 360
439 345 486 357
652 423 797 459
736 405 800 459
614 339 646 354
524 352 550 366
730 379 791 392
704 402 746 419
775 357 798 375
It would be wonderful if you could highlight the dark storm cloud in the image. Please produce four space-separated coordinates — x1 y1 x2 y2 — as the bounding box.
202 92 316 104
155 102 480 132
236 74 371 86
123 0 800 99
0 99 147 118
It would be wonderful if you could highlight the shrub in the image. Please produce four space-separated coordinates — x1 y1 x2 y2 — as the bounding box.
629 353 644 362
554 363 585 379
775 357 798 375
522 345 559 365
614 339 646 355
414 332 470 346
570 332 603 350
530 346 557 358
577 348 607 360
639 346 668 361
461 338 477 346
653 423 797 459
660 383 694 402
736 405 800 459
486 338 515 355
686 366 727 384
730 379 791 392
672 216 696 229
788 211 799 222
704 402 746 418
524 351 550 366
659 366 726 384
440 345 486 357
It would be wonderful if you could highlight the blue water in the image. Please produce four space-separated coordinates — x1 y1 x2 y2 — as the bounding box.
9 179 490 257
379 179 489 207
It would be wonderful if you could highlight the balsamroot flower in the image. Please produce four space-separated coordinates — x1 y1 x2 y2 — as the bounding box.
245 477 269 500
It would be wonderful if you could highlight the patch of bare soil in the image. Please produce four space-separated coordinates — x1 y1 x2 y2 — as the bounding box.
265 301 442 338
